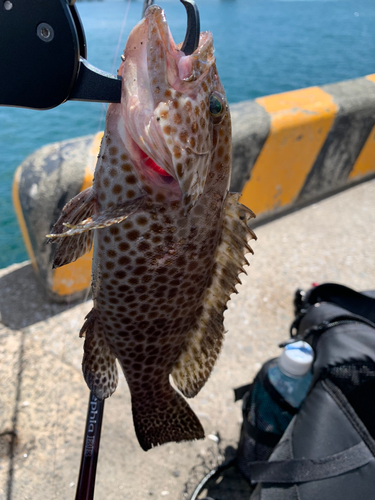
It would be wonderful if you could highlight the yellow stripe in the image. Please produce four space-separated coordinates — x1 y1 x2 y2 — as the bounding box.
81 131 103 191
51 133 103 296
12 166 38 272
90 131 104 156
52 251 93 296
366 74 375 84
239 87 338 216
349 124 375 180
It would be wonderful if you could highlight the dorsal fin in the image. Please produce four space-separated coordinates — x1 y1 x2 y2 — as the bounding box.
171 193 256 398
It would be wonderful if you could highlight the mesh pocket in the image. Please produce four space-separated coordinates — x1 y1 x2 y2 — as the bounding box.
237 379 294 481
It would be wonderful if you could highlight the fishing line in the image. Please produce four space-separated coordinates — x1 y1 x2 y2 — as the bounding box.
97 0 132 133
111 0 132 76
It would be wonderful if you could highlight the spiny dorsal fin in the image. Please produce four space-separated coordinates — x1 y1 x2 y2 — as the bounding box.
171 192 256 398
80 308 119 400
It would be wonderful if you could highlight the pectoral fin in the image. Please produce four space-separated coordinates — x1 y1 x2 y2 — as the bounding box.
57 196 145 236
51 230 94 269
47 187 95 267
49 187 95 237
48 190 145 268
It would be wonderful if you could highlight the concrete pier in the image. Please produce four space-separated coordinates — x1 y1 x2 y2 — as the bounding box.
1 178 374 499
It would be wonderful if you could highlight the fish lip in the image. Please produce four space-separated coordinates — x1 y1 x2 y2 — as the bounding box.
144 5 214 85
144 1 200 55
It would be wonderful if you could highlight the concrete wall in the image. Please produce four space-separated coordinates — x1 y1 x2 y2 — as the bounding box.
13 74 375 300
231 74 375 222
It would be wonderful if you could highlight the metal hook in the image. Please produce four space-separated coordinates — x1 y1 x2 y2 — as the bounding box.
180 0 200 55
142 0 154 18
141 0 200 55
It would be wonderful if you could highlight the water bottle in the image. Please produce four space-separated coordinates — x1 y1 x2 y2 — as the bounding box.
267 341 314 408
237 341 314 479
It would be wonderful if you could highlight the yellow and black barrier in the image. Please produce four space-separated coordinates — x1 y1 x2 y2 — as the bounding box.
231 73 375 219
13 74 375 301
13 133 102 301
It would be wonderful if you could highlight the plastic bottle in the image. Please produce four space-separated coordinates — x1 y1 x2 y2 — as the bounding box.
267 341 314 408
237 341 315 475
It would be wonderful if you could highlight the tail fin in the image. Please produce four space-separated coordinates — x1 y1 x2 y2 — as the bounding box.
131 386 204 451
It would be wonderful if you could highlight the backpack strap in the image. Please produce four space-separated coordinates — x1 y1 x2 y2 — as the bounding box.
248 440 373 484
249 377 375 485
306 283 375 323
234 382 253 402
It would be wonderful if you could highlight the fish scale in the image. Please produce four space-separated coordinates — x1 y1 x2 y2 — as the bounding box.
48 5 256 451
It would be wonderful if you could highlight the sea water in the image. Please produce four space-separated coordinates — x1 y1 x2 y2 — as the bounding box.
0 0 374 269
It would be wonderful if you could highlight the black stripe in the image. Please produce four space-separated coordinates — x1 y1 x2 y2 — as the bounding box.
297 77 375 205
230 100 271 193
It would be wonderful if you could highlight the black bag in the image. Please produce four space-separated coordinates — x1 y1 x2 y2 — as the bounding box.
239 283 375 500
234 358 299 478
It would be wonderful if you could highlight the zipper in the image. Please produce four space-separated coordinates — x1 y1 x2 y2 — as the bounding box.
283 315 375 349
306 316 375 350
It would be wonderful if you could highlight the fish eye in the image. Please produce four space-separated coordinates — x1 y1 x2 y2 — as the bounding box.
209 92 225 117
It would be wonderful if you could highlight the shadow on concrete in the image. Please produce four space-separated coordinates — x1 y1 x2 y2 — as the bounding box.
0 262 86 330
184 445 253 500
202 465 252 500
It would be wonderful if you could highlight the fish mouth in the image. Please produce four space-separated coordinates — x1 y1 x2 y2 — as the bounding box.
119 3 216 203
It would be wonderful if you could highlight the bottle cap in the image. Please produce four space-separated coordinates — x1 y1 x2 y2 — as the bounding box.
278 341 314 377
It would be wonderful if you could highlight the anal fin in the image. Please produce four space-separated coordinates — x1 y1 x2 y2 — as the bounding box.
171 192 256 398
80 308 118 400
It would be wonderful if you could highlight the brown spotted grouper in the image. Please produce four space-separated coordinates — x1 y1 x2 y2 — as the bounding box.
48 5 256 450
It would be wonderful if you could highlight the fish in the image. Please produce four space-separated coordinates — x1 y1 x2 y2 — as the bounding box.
48 4 256 451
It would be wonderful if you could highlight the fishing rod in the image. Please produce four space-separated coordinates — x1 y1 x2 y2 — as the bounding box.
75 393 105 500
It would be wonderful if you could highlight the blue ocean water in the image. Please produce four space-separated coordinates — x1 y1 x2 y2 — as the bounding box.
0 0 374 269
